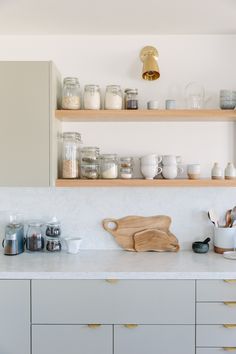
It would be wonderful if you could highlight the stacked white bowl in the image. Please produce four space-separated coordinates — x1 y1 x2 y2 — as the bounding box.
140 154 162 180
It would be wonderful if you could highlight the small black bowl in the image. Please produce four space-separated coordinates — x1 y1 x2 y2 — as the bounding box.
192 241 209 254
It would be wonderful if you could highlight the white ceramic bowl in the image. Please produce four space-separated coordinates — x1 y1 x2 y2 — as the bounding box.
64 237 82 254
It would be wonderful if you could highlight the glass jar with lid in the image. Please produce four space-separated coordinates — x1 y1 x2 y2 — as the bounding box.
105 85 123 109
124 88 138 110
119 157 134 179
26 221 44 252
45 217 62 252
61 132 82 179
80 164 100 179
80 147 100 164
83 85 101 109
62 77 81 110
100 154 118 179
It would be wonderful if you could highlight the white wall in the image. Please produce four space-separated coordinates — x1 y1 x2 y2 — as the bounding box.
0 35 236 250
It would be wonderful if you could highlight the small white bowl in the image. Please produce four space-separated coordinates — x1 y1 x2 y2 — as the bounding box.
63 237 82 254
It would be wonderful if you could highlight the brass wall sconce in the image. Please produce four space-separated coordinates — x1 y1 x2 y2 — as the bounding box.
140 46 160 81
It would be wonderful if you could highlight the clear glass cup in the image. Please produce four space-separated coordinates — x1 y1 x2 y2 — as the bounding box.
185 82 205 109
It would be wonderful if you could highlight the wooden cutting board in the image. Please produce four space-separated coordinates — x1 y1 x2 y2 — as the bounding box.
134 228 179 252
102 215 171 251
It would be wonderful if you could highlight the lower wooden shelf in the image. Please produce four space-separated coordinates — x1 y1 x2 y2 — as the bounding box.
55 179 236 187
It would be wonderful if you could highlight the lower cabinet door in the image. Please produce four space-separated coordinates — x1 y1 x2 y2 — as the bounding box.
32 325 112 354
114 325 195 354
0 280 30 354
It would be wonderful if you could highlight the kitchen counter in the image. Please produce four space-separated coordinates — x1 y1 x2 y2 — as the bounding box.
0 250 236 279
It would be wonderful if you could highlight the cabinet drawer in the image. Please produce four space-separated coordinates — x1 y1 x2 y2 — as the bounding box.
114 325 195 354
32 325 112 354
197 325 236 347
32 280 195 324
197 349 236 354
197 280 236 301
197 302 236 324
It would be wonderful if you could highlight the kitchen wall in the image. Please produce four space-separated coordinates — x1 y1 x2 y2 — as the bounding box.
0 35 236 249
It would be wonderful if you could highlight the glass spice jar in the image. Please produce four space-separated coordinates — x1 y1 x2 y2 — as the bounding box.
119 157 134 179
100 154 118 179
105 85 123 109
83 85 101 109
124 88 138 109
80 147 100 164
80 164 100 179
61 77 81 110
61 132 82 179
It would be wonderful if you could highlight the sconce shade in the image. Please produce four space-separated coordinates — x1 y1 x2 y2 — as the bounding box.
140 46 160 81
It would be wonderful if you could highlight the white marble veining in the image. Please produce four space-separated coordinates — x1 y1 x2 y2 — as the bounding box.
0 250 236 280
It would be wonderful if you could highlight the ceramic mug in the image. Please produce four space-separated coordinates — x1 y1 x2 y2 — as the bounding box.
64 237 82 254
162 165 184 179
141 165 162 180
162 155 178 166
187 164 201 180
140 154 162 165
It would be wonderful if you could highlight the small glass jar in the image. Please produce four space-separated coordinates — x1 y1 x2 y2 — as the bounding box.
105 85 122 109
83 85 101 109
80 147 100 164
61 132 82 179
119 157 134 179
61 77 81 110
26 221 44 252
100 154 118 179
46 218 61 237
46 237 62 252
124 88 138 110
80 164 99 179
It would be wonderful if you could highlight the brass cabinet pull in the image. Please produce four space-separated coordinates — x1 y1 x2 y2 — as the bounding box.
106 279 119 284
224 280 236 283
223 324 236 328
223 348 236 352
124 324 138 329
224 302 236 307
88 324 101 329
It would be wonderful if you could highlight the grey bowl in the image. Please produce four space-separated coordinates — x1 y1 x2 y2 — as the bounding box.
192 241 209 254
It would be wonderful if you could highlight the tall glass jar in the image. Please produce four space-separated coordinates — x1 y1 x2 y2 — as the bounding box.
83 85 101 109
26 221 44 252
100 154 118 179
105 85 123 109
62 77 81 110
61 132 82 179
124 88 138 109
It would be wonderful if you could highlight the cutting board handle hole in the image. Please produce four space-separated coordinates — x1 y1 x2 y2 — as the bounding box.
103 219 118 232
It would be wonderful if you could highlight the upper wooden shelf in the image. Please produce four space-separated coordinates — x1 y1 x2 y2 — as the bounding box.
56 179 236 187
55 109 236 122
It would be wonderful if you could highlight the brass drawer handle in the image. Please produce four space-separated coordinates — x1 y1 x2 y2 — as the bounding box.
106 279 119 284
224 302 236 307
223 348 236 352
124 324 138 329
223 324 236 328
224 280 236 283
88 324 101 329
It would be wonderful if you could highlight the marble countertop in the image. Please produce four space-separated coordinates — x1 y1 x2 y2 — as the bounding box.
0 250 236 279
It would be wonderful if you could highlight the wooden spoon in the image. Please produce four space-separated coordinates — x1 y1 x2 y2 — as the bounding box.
230 207 236 227
225 209 232 228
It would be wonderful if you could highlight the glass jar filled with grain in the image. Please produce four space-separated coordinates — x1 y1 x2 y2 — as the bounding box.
61 77 81 110
61 132 82 179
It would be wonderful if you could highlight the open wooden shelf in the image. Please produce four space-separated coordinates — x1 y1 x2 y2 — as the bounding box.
56 179 236 187
55 109 236 122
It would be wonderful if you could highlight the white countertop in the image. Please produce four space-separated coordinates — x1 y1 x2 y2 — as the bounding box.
0 250 236 279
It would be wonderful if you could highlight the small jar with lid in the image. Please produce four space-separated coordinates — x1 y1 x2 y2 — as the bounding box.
105 85 123 109
61 132 82 179
100 154 118 179
119 157 134 179
61 77 81 110
45 218 62 252
124 88 138 110
80 147 100 164
80 164 100 179
83 85 101 109
26 221 44 252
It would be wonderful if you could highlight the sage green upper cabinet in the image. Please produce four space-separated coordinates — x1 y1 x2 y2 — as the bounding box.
0 61 61 186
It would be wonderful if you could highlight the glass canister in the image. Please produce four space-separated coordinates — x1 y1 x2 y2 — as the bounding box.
104 85 123 109
45 218 62 252
26 221 44 252
119 157 134 179
100 154 118 179
124 88 138 109
80 164 100 179
61 77 81 110
61 132 82 179
80 147 100 164
83 85 101 109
